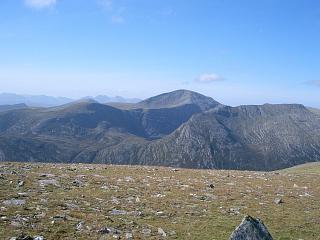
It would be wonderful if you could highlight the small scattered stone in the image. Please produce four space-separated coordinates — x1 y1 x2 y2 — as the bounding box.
18 180 25 187
129 210 143 217
299 192 312 197
111 197 120 205
125 233 133 239
98 227 121 235
76 221 85 231
40 199 48 204
158 228 167 237
141 229 151 236
35 212 46 219
274 198 284 205
9 234 35 240
110 209 127 215
39 173 55 178
125 176 134 182
65 203 80 209
17 192 28 197
156 211 165 216
228 207 240 215
11 237 30 240
38 179 60 187
52 215 67 221
33 236 45 240
72 180 83 187
98 227 112 234
153 193 166 198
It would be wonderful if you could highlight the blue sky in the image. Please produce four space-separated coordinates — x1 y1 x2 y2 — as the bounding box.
0 0 320 106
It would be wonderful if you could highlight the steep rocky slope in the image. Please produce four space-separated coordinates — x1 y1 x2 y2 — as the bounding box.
93 103 320 170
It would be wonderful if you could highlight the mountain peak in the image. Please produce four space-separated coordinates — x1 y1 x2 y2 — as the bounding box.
136 89 220 110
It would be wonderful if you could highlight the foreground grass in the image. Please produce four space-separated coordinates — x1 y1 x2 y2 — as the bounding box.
0 162 320 239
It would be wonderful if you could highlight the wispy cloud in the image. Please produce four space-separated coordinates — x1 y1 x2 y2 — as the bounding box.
98 0 125 24
25 0 56 9
195 73 224 84
98 0 113 9
111 15 124 24
159 7 175 17
306 80 320 87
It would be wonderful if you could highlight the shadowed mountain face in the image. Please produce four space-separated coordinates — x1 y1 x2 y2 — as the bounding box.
134 104 320 170
0 90 320 170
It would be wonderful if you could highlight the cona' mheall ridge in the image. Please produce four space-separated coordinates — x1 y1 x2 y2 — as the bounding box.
0 90 320 171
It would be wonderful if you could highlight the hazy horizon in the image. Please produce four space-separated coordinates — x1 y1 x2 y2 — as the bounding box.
1 0 320 107
0 89 318 108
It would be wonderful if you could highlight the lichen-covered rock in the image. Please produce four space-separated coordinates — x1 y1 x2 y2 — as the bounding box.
3 199 26 206
38 179 60 187
229 215 273 240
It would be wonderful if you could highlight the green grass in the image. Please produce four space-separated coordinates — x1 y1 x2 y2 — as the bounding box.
280 162 320 174
1 162 320 239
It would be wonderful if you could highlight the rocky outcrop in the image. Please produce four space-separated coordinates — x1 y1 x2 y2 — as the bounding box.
230 215 273 240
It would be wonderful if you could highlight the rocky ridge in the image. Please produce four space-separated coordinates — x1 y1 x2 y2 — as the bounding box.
0 90 320 171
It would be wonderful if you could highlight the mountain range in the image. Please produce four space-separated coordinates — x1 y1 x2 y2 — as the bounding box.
0 93 141 107
0 89 320 171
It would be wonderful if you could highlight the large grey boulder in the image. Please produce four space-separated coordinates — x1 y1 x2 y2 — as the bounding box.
230 215 273 240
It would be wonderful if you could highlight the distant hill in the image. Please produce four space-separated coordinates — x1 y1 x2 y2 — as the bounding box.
84 95 141 104
0 93 141 107
0 90 319 171
0 103 28 112
0 93 73 107
308 107 320 115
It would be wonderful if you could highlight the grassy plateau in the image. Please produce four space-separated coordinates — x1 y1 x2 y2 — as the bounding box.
0 162 320 239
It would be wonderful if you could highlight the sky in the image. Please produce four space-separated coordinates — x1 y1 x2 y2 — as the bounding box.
0 0 320 107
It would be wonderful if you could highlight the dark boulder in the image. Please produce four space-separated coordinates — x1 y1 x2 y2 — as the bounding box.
230 215 273 240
